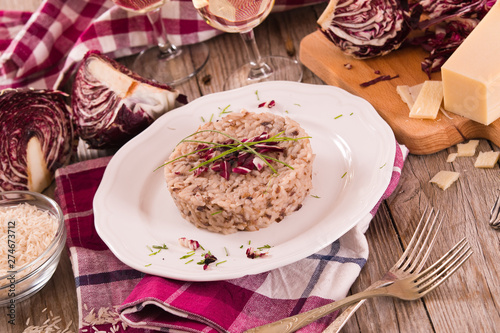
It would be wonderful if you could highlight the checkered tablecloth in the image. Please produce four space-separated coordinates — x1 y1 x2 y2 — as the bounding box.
0 0 326 90
53 143 407 332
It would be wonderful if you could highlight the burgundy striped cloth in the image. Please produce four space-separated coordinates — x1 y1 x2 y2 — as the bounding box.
54 143 407 333
0 0 326 90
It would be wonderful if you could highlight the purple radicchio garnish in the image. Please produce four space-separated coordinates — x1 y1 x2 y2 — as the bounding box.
178 237 201 250
198 252 218 270
193 132 284 180
258 100 276 108
246 247 268 259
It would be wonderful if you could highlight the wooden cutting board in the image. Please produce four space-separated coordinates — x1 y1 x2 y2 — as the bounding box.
299 30 500 155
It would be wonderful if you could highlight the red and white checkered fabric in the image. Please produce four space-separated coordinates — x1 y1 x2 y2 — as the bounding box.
0 0 326 90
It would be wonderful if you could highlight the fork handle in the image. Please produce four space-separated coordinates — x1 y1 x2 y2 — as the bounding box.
322 301 366 333
243 287 392 333
322 279 389 333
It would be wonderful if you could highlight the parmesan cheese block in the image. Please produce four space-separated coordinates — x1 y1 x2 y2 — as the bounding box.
430 171 460 191
474 151 500 168
441 2 500 125
409 81 443 119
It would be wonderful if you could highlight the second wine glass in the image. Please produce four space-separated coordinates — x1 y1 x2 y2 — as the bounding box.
112 0 210 85
193 0 302 90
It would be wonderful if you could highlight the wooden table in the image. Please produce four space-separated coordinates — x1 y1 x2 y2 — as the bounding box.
1 1 499 332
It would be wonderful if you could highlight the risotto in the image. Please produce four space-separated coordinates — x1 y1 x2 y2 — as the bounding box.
164 110 314 234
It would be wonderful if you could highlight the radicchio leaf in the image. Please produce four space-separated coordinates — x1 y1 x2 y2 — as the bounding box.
72 50 186 149
0 89 76 192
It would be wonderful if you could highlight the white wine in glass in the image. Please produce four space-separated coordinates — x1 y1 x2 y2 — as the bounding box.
193 0 302 90
112 0 209 85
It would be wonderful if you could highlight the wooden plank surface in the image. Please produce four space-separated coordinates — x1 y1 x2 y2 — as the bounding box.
300 30 500 155
1 1 500 333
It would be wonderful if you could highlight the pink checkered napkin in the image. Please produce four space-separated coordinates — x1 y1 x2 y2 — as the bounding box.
54 143 407 333
0 0 326 90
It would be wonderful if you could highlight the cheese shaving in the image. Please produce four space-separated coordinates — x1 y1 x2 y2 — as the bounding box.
430 171 460 190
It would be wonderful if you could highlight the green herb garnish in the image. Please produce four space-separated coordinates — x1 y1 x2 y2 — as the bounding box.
180 251 196 259
341 172 347 179
216 260 227 266
311 195 320 198
334 114 343 119
218 105 232 116
155 130 310 175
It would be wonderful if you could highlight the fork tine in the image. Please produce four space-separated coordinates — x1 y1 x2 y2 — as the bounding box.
413 238 472 297
396 207 443 273
489 191 500 229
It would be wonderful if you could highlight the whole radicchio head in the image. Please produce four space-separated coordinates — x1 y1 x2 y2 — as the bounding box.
317 0 422 58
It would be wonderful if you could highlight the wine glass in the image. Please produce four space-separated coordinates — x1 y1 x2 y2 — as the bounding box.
193 0 302 90
111 0 209 86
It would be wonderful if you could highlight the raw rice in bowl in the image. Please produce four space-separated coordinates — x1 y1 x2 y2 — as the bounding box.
0 191 66 306
163 110 315 234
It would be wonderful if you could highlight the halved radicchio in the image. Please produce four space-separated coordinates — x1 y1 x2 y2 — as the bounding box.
0 89 76 192
72 50 186 149
317 0 421 58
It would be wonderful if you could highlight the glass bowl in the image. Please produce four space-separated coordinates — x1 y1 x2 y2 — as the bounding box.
0 191 66 306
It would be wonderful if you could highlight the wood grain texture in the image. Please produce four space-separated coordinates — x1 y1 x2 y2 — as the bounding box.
300 30 500 155
1 1 500 333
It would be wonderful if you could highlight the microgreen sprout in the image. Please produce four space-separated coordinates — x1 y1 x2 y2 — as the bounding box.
380 163 387 169
341 172 347 179
334 114 343 119
216 260 227 266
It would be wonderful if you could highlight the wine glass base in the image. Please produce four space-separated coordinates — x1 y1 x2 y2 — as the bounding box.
224 56 303 91
132 43 209 86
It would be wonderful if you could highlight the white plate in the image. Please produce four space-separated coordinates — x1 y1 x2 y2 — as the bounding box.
94 81 396 281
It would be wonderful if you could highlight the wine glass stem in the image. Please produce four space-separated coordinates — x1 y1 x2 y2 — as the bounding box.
146 7 179 59
240 29 272 80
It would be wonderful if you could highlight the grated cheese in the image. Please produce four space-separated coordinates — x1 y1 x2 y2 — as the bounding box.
0 203 58 278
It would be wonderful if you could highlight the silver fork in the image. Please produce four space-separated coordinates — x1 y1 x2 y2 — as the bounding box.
324 207 442 332
244 238 473 333
488 191 500 230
